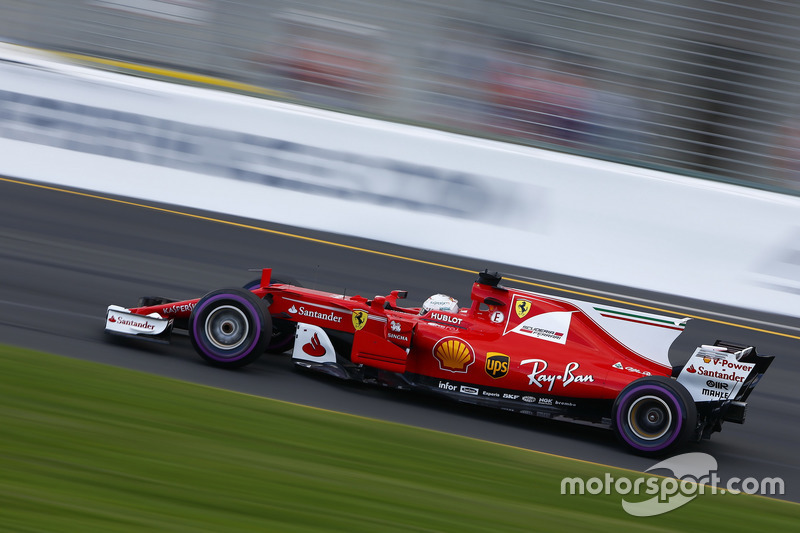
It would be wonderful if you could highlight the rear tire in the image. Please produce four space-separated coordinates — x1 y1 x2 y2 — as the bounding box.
189 288 272 368
612 376 697 456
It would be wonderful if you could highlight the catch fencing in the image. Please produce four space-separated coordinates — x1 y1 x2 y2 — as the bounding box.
2 0 800 193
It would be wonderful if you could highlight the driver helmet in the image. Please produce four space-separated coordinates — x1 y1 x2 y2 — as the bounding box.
420 294 459 315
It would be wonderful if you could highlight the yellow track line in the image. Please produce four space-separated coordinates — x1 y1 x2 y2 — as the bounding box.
54 51 285 98
3 175 799 340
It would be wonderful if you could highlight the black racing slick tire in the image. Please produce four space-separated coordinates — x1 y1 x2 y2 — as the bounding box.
189 288 272 368
612 376 697 457
244 275 301 354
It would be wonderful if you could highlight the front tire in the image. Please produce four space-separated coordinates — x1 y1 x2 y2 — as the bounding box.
244 275 300 354
612 376 697 456
189 288 272 368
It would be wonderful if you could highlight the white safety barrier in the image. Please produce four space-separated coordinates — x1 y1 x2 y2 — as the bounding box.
1 44 799 318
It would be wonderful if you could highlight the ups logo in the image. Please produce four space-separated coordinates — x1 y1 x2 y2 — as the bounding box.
485 352 510 379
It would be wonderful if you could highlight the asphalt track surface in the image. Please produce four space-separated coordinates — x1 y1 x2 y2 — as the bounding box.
1 176 798 503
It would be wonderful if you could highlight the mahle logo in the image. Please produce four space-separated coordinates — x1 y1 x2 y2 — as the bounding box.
485 352 510 379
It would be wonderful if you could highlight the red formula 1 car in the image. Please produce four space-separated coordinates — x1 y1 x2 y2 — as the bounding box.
105 269 773 456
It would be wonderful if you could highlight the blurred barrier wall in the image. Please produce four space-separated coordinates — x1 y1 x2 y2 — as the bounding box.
2 0 800 195
3 46 800 318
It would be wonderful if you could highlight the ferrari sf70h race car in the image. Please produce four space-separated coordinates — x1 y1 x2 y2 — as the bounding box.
105 269 773 456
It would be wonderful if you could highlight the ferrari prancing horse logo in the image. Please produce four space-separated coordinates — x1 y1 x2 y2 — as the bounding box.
352 310 368 331
515 299 532 319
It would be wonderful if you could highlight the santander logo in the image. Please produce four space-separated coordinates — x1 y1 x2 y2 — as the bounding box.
108 314 155 330
302 333 326 357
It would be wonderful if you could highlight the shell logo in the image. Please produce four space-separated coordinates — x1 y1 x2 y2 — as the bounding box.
432 337 475 373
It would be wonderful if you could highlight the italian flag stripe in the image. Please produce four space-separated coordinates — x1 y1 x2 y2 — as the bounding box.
594 307 685 330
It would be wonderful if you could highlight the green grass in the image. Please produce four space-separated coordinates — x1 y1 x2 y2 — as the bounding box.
0 346 797 532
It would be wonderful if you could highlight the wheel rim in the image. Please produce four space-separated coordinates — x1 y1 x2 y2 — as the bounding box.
627 395 673 441
204 305 250 352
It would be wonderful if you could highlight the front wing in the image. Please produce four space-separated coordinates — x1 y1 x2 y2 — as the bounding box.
105 305 173 343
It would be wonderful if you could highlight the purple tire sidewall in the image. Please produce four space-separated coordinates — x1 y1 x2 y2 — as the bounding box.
615 383 684 453
192 293 263 362
267 320 295 350
243 278 294 351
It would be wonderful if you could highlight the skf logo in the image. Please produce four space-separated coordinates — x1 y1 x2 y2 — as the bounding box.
515 299 532 319
485 352 510 379
433 337 475 373
352 310 368 331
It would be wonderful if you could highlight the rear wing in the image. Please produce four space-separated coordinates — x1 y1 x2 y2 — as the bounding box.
676 340 774 404
712 340 774 403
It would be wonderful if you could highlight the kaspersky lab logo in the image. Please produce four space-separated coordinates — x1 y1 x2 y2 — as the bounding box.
560 453 784 516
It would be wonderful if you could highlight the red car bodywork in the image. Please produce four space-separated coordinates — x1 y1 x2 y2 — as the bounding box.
105 268 773 456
